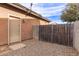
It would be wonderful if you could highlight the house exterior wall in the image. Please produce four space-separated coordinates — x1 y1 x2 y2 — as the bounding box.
0 5 40 45
73 21 79 52
0 19 8 45
0 5 26 45
0 6 26 18
21 18 40 41
39 20 49 25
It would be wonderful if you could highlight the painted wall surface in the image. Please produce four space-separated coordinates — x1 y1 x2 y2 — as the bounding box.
0 19 8 45
0 6 26 18
21 18 39 40
0 5 40 42
0 5 49 45
73 21 79 52
40 20 49 25
0 6 26 45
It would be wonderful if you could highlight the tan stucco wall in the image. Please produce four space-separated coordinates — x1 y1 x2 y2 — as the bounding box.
39 20 49 25
0 5 48 25
0 19 8 45
0 4 50 45
0 6 26 18
73 21 79 52
0 6 26 45
0 5 40 45
21 18 39 41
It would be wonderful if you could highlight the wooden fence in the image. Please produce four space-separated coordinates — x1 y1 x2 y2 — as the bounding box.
39 24 73 47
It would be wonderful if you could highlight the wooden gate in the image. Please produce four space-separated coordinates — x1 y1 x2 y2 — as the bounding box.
39 24 73 47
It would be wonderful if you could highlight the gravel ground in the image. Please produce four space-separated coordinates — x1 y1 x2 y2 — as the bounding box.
1 39 78 56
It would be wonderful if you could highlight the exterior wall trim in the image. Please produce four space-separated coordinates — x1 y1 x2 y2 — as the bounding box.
8 14 21 45
8 14 9 45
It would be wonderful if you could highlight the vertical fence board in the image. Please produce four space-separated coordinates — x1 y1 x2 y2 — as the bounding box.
38 24 73 47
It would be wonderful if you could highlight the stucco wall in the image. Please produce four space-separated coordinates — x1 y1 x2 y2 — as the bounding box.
40 20 49 25
21 18 39 40
0 19 8 45
0 5 40 45
0 5 49 45
0 6 26 18
73 21 79 52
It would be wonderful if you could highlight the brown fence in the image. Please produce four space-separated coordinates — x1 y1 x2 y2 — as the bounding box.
39 24 73 47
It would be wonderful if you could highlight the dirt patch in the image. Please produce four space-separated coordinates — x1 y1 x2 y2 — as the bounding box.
0 45 11 55
1 39 78 56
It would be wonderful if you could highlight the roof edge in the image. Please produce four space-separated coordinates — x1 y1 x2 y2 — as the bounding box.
6 3 51 22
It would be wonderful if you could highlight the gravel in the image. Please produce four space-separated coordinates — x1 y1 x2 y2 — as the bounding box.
1 39 78 56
